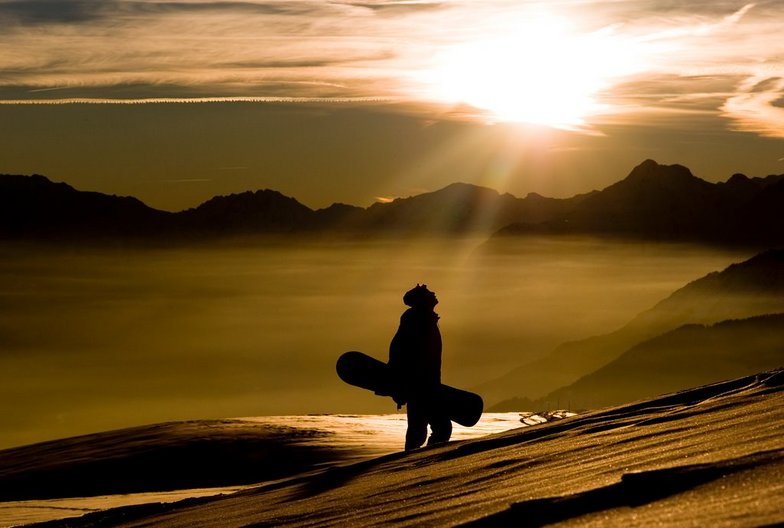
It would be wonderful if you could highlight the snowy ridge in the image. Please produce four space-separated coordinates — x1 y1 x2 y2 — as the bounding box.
8 369 782 527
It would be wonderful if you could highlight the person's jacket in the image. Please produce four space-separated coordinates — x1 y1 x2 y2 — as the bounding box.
388 307 442 401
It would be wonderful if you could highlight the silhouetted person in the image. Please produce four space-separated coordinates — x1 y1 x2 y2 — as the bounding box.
388 284 452 451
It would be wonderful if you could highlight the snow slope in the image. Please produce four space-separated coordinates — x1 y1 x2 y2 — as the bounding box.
28 369 783 527
0 414 524 526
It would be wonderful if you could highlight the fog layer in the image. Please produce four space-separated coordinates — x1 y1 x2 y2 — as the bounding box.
0 238 745 448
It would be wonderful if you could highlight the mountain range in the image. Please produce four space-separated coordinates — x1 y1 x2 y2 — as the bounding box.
484 249 784 410
496 160 784 245
2 159 783 244
532 313 784 410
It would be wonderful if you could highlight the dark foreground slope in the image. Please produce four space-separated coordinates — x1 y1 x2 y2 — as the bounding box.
34 369 784 528
0 421 356 502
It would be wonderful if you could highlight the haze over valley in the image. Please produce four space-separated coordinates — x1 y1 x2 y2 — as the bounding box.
2 160 780 449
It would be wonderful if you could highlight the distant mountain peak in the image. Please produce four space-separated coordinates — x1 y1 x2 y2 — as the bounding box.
722 248 784 286
742 247 784 263
180 188 315 232
728 173 750 184
428 181 501 197
636 158 661 169
663 249 784 304
194 188 294 206
624 159 698 184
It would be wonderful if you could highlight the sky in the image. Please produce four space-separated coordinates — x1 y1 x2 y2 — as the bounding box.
1 0 783 211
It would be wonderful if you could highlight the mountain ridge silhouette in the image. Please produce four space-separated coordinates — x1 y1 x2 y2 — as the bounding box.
2 159 783 243
0 174 173 239
480 249 784 407
495 159 784 244
529 312 784 410
488 312 784 412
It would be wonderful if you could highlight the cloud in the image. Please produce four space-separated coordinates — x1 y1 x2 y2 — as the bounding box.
0 96 397 105
346 1 447 15
0 0 331 27
0 0 111 25
160 178 213 182
579 2 783 134
0 0 427 103
722 77 784 138
0 0 782 138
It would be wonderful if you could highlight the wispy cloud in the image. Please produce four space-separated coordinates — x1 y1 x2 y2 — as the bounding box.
0 0 331 26
590 2 783 134
0 0 405 100
0 1 782 135
0 96 397 105
347 1 447 15
0 0 110 25
722 77 784 138
160 178 213 182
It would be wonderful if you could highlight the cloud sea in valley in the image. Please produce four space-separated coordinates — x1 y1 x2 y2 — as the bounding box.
0 237 746 448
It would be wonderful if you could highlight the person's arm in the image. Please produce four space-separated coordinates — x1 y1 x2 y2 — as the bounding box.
388 314 412 407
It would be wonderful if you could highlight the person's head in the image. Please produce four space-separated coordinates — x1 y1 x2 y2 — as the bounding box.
403 284 438 310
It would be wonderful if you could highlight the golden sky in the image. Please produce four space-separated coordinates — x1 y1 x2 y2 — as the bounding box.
1 0 782 210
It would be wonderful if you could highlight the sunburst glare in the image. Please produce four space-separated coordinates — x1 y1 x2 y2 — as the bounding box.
419 15 650 130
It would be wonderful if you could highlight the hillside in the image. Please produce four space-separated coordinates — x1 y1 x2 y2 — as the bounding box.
0 420 346 502
14 369 782 527
477 249 784 405
509 313 784 411
0 174 173 239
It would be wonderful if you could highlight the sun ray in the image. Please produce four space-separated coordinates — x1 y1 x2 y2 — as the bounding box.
417 14 650 130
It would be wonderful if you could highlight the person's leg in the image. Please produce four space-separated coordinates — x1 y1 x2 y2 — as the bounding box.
405 400 428 451
427 413 452 446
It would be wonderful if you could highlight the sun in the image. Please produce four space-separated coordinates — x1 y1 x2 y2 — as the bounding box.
421 16 644 130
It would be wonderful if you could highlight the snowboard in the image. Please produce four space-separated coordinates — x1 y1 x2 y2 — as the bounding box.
336 351 483 427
